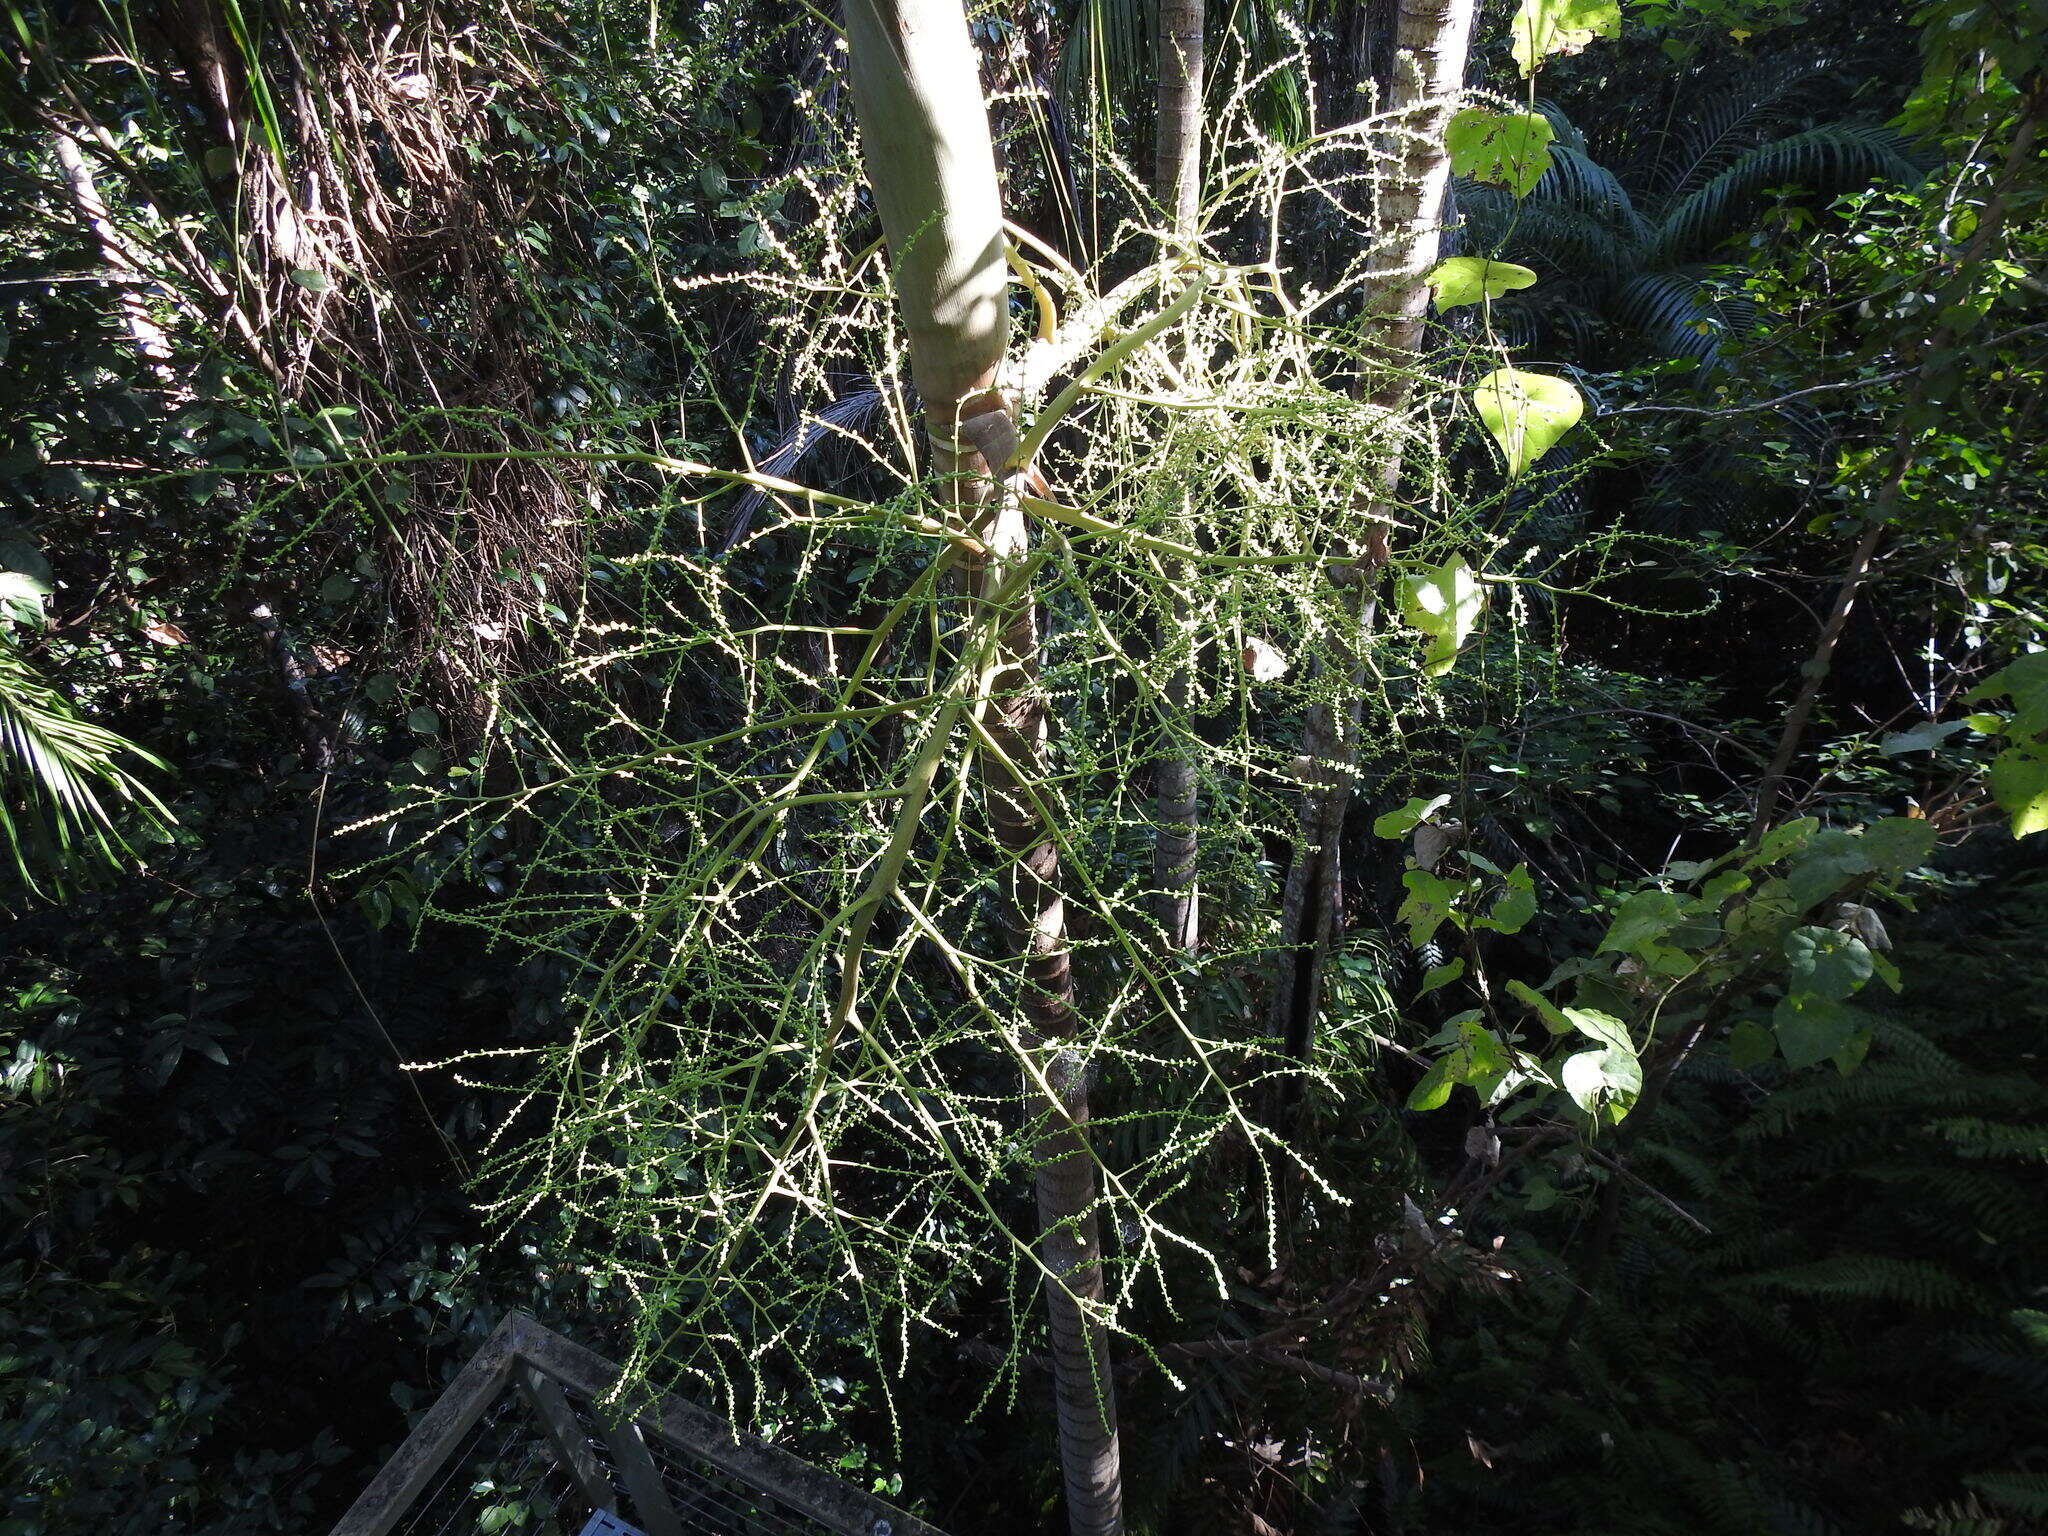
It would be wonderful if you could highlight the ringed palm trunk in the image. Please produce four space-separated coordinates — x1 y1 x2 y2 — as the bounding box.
1269 0 1476 1105
840 4 1124 1532
1152 0 1204 954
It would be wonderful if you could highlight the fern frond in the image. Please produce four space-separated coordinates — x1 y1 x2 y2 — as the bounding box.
1929 1119 2048 1164
1966 1473 2048 1519
1731 1255 1990 1313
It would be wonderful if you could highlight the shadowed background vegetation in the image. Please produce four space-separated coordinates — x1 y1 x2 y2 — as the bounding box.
2 1 2044 1533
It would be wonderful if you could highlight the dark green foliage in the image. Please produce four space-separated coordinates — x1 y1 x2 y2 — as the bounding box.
1400 859 2048 1535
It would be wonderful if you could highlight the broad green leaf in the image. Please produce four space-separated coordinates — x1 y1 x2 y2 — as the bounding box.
1878 719 1965 755
1416 958 1465 998
1773 992 1857 1070
1561 1045 1641 1120
1374 793 1451 839
1480 864 1538 935
1406 1020 1507 1111
1990 747 2048 838
1445 107 1556 197
1783 926 1873 1001
1472 368 1583 477
1746 817 1819 869
1728 1019 1776 1070
1834 1026 1873 1076
1397 559 1486 677
1699 869 1752 908
1599 889 1684 955
0 570 50 627
1508 978 1569 1032
1407 1053 1459 1111
1859 816 1937 875
1398 867 1459 946
1425 256 1539 309
1562 1006 1633 1056
1510 0 1622 74
1968 651 2048 735
1784 830 1873 911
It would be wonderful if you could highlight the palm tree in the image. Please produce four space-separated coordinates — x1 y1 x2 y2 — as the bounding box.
1461 62 1922 369
841 2 1123 1530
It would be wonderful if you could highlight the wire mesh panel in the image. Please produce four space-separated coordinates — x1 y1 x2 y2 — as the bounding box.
555 1391 840 1536
330 1314 938 1536
385 1394 594 1536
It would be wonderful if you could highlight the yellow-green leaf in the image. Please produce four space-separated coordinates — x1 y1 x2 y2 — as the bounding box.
1396 558 1486 677
1472 368 1583 477
1511 0 1622 75
1426 256 1539 309
1445 107 1556 197
1990 747 2048 838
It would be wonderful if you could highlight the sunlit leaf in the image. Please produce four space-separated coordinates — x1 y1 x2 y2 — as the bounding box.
1471 368 1583 477
1510 0 1622 74
1425 256 1539 309
1446 107 1556 197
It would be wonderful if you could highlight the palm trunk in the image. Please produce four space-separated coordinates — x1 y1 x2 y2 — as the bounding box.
1269 0 1476 1107
1152 0 1204 956
841 4 1122 1532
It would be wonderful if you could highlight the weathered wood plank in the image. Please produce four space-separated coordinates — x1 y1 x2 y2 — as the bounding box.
505 1313 942 1536
517 1363 618 1513
329 1315 522 1536
596 1413 685 1536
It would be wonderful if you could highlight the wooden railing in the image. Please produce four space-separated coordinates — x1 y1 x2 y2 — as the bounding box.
329 1312 945 1536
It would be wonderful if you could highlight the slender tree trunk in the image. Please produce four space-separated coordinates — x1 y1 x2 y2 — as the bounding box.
1152 0 1204 956
841 4 1122 1532
1748 81 2044 842
49 129 175 385
1269 0 1475 1109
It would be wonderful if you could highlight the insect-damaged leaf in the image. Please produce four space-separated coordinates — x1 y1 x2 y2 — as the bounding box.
1445 107 1556 196
1472 368 1583 477
1511 0 1622 75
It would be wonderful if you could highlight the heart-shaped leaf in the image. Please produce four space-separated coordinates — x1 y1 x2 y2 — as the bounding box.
1445 108 1556 197
1990 747 2048 838
1773 992 1858 1070
1374 793 1451 840
1511 0 1622 75
1472 368 1583 477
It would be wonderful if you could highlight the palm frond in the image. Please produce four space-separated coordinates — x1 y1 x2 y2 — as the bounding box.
1535 143 1652 242
1055 0 1151 132
1455 181 1642 285
1612 269 1760 368
0 637 173 898
1650 124 1923 266
1649 54 1840 199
